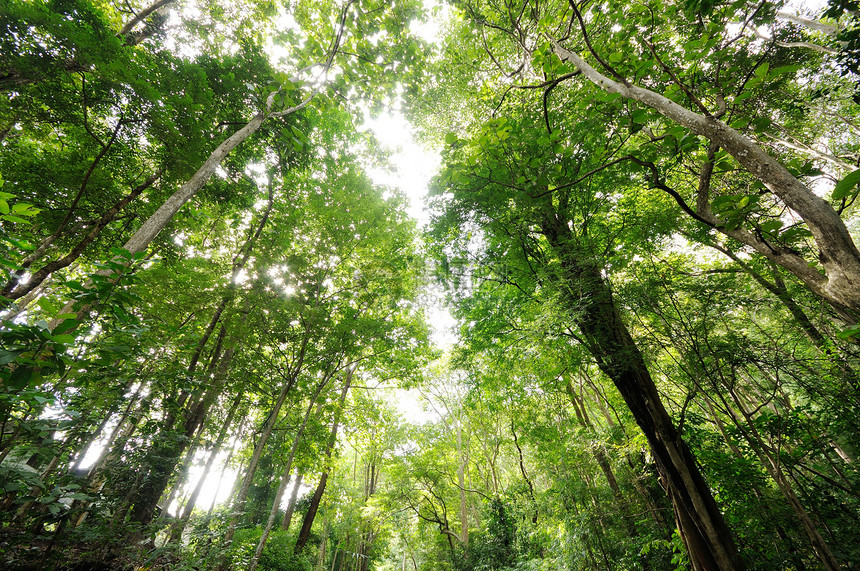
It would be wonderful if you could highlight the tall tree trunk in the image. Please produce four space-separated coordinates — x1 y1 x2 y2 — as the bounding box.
170 391 243 541
220 359 304 549
281 471 304 530
221 279 322 550
541 211 745 570
703 400 809 571
510 419 538 524
127 181 275 526
565 380 642 538
128 345 236 525
455 416 469 544
295 371 353 553
157 415 209 522
208 415 248 516
712 244 857 383
247 375 333 571
3 169 163 299
717 388 841 570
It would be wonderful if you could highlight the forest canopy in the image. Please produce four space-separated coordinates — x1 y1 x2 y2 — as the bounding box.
1 0 859 570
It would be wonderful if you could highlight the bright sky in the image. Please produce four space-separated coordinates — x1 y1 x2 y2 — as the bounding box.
363 113 440 226
361 113 458 423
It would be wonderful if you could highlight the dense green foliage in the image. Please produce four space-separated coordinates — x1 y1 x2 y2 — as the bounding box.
1 0 860 570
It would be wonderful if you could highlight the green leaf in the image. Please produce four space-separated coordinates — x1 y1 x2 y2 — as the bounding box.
711 195 738 212
38 298 60 316
0 349 19 366
11 202 35 214
836 324 860 342
104 345 131 353
759 219 783 236
7 366 33 391
110 246 134 260
832 169 860 201
780 226 813 242
2 215 30 224
631 109 649 124
768 65 800 78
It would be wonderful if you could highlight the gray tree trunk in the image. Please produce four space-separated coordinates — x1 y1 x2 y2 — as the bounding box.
552 43 860 314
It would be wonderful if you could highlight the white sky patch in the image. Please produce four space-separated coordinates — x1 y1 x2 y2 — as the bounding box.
411 0 448 44
361 112 460 352
234 268 249 285
394 387 441 424
363 113 440 226
268 10 302 66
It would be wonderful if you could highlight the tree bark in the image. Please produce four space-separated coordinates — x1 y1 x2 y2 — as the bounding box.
3 169 162 299
121 115 265 257
127 182 274 526
118 0 177 37
248 375 332 571
552 42 860 314
295 371 353 553
170 391 243 541
718 388 841 570
281 471 304 530
220 336 308 550
128 345 236 525
540 210 745 571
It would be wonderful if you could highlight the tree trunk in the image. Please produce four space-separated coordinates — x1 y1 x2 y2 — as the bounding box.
4 169 162 299
718 388 841 570
170 392 243 541
157 414 209 522
221 364 303 550
541 211 745 570
703 400 810 571
455 417 469 544
295 371 353 553
127 182 275 526
121 115 265 256
552 42 860 314
75 390 152 527
566 381 641 537
208 415 247 516
128 345 236 525
281 471 304 530
247 375 332 571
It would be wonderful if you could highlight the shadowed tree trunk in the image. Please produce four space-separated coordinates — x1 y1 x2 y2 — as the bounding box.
127 183 275 526
247 373 334 571
540 206 746 571
281 472 304 530
170 391 243 541
295 369 352 553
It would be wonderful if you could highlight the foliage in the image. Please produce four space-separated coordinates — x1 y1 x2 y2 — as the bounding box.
1 0 860 570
